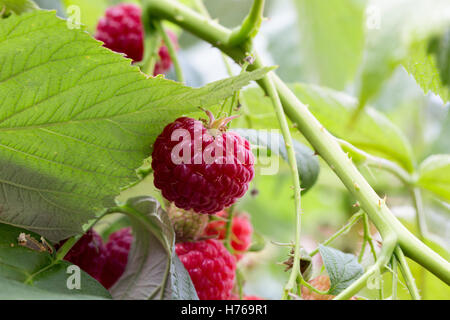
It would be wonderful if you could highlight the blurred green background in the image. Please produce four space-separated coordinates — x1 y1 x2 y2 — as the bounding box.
36 0 450 299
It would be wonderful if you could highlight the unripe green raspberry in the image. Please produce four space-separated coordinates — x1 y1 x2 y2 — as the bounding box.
167 203 210 242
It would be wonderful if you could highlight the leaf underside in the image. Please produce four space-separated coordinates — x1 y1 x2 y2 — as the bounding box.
110 196 198 300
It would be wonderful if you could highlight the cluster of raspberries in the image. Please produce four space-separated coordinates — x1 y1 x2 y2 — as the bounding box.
95 3 177 75
79 3 261 300
63 228 354 300
68 2 353 302
62 209 255 300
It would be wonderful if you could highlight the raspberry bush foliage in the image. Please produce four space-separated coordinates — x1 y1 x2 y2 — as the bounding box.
0 0 449 301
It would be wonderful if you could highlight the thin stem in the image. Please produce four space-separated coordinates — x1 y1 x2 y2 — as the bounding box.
337 139 414 186
224 205 235 253
410 187 427 240
296 276 302 297
229 92 238 117
300 277 328 295
154 20 184 82
141 31 161 76
236 269 245 300
364 213 377 261
358 238 367 263
54 235 80 262
410 187 427 296
395 246 421 300
227 62 249 117
222 55 234 77
228 0 265 46
391 256 398 300
55 209 113 261
310 211 363 257
261 73 303 300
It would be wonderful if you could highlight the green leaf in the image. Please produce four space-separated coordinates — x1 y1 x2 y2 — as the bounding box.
236 87 280 130
289 83 415 172
0 0 38 16
0 11 272 242
428 28 450 90
403 40 450 103
62 0 108 32
0 223 111 299
417 154 450 202
110 196 198 300
293 0 365 89
358 0 450 107
232 128 320 193
318 245 364 295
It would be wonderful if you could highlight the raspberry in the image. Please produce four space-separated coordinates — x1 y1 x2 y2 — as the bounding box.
204 211 253 260
152 113 254 214
154 30 178 76
301 275 357 300
95 3 178 75
95 4 144 62
100 227 133 289
61 229 106 282
176 239 236 300
167 203 210 242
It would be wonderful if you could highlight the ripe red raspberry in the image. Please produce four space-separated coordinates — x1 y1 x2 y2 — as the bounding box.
100 227 133 289
61 229 106 282
176 239 236 300
204 211 253 260
95 4 144 62
301 275 357 300
95 3 178 75
154 30 178 75
152 113 255 214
